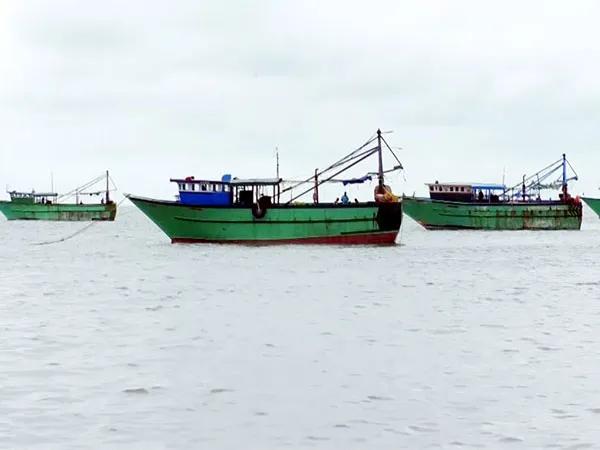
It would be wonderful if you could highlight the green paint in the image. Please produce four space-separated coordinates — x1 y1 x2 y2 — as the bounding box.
128 195 401 242
582 197 600 218
0 201 117 221
402 197 582 230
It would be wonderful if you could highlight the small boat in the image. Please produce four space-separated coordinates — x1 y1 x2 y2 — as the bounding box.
582 197 600 218
403 154 582 230
0 171 117 221
127 130 403 244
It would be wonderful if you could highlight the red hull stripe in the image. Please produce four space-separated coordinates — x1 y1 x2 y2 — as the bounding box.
171 231 398 245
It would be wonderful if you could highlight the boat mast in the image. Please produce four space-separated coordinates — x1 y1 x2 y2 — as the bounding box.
314 168 319 203
377 129 384 187
106 170 110 203
562 153 567 197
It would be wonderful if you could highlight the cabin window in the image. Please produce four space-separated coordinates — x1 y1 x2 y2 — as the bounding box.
461 187 465 192
429 186 433 191
450 187 454 192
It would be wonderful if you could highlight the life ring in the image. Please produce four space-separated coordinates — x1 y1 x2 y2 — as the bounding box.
252 203 267 219
252 196 270 219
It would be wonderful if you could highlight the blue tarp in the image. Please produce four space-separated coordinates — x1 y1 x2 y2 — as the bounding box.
342 175 373 185
471 183 506 191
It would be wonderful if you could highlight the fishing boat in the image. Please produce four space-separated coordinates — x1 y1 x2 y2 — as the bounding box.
0 171 117 221
582 197 600 218
127 130 403 244
403 154 583 230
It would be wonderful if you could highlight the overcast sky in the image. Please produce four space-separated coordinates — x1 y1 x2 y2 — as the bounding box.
1 0 599 200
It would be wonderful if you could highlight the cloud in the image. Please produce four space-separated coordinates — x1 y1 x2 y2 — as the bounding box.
1 0 599 198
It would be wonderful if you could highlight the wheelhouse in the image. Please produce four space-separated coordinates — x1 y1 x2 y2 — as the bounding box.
427 182 506 203
172 175 283 207
230 178 282 207
171 175 233 206
8 191 58 205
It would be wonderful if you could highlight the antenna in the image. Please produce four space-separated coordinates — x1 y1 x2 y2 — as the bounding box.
276 147 280 179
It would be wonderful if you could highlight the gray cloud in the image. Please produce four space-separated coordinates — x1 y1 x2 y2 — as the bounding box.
1 0 599 199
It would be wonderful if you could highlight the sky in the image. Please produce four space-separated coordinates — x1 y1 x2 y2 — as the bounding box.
1 0 600 200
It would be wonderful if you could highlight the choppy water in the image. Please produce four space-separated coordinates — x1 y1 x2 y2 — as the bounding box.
2 205 600 449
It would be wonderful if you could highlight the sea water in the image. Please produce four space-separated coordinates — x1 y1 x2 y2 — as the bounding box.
1 206 600 449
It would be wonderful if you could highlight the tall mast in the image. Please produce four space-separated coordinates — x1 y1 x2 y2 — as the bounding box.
276 147 280 179
106 170 110 203
377 129 384 187
314 168 319 203
562 153 567 196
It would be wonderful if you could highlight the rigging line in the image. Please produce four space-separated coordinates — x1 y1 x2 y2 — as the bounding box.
279 134 378 195
285 147 379 204
326 145 379 172
326 133 377 169
380 135 404 168
109 175 118 191
531 162 566 187
58 174 107 200
506 158 563 192
59 173 110 197
32 196 127 246
280 139 378 194
566 159 579 180
279 144 377 194
329 135 379 169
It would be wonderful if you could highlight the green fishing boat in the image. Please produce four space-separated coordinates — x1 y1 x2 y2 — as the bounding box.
128 130 403 244
0 172 117 221
582 197 600 218
403 154 583 230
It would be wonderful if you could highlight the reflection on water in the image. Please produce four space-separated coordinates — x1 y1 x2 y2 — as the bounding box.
1 206 600 449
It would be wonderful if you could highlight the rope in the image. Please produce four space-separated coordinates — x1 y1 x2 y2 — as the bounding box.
33 196 128 246
279 133 378 195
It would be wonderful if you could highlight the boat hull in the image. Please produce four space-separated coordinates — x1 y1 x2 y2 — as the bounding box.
127 195 402 244
402 197 582 230
582 197 600 218
0 201 117 221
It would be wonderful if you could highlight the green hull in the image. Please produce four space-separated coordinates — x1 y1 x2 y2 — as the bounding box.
127 195 402 244
0 201 117 221
582 197 600 218
403 197 582 230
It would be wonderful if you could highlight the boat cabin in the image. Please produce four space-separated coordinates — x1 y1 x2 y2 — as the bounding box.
8 191 58 205
171 175 233 206
427 182 506 203
172 175 282 207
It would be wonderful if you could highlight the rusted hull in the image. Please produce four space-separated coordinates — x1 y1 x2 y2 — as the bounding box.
0 201 117 221
403 197 582 230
